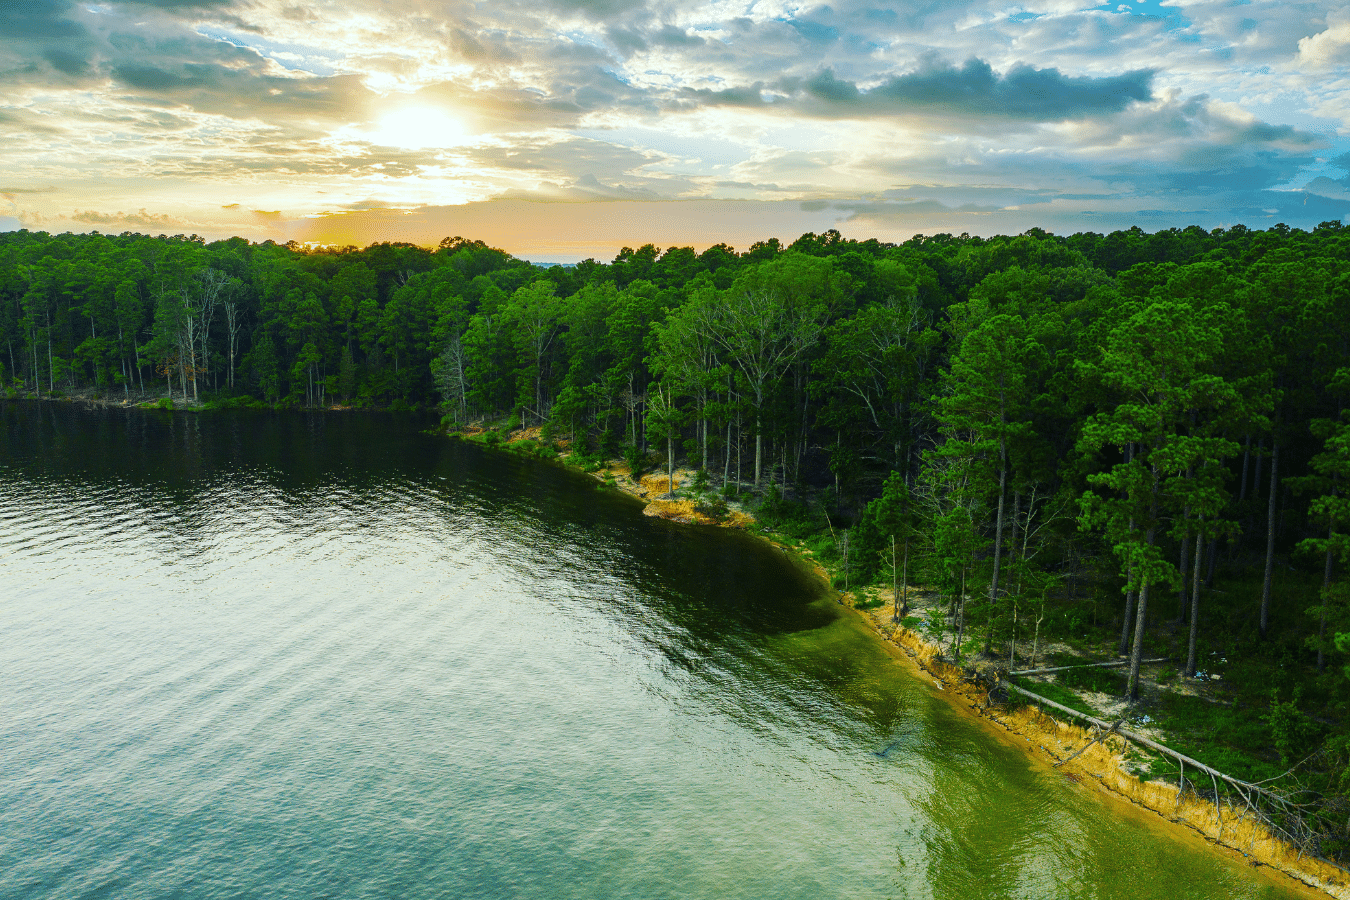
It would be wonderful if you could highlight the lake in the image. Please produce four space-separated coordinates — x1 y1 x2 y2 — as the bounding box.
0 404 1303 899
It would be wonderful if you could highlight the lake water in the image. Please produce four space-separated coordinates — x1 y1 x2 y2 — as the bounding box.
0 405 1302 899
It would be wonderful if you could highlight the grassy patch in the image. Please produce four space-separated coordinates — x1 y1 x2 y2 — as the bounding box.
1059 665 1127 695
1009 676 1103 718
1150 691 1282 783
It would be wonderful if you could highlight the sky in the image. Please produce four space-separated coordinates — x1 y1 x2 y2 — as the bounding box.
3 0 1350 262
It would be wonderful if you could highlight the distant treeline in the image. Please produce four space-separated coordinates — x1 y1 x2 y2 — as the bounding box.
5 220 1350 853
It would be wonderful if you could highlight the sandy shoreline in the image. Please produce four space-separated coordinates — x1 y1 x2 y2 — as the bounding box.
851 605 1340 899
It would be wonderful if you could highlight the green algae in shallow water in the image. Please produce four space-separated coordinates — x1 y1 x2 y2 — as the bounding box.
0 403 1315 900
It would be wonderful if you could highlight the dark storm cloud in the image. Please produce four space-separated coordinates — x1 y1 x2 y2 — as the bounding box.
678 57 1154 122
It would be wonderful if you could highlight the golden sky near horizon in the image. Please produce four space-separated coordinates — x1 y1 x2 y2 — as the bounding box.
3 0 1350 261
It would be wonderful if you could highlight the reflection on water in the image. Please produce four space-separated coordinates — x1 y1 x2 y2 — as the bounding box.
0 404 1299 899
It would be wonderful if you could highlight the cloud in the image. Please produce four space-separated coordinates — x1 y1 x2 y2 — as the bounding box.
677 57 1154 122
1303 175 1350 199
0 0 1344 245
0 0 86 40
71 208 194 229
1296 7 1350 70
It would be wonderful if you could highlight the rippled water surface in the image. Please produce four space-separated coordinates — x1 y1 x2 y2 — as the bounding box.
0 405 1303 899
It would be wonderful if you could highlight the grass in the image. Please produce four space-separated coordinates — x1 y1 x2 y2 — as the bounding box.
1150 691 1283 783
1058 664 1127 695
1008 675 1103 718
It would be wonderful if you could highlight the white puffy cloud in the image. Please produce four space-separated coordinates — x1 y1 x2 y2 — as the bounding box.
1296 6 1350 69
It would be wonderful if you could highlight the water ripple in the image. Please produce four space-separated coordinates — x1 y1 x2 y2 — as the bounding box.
0 406 1300 900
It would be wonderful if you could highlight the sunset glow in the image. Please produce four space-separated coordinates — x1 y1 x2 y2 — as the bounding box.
370 107 468 151
2 0 1348 260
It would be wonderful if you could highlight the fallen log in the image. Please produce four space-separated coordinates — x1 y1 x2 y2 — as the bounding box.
1000 679 1349 873
1009 657 1169 677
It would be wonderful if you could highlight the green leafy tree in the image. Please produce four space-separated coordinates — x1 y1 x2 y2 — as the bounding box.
1079 299 1247 698
936 312 1041 653
705 272 825 489
1292 370 1350 672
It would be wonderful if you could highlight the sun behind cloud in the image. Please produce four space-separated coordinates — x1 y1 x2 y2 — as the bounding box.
370 107 466 151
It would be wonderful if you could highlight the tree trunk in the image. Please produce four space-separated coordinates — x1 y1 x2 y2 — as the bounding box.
891 534 899 624
1260 441 1278 639
133 339 143 395
1128 473 1158 701
1127 554 1152 700
1186 524 1203 677
984 441 1008 655
701 415 708 472
723 416 732 488
1119 578 1135 657
667 429 675 499
754 413 763 489
735 404 742 486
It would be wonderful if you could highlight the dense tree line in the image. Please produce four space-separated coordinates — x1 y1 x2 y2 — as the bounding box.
5 222 1350 846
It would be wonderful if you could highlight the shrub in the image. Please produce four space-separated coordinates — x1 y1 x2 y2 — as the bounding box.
1266 689 1326 765
623 444 645 480
695 493 729 519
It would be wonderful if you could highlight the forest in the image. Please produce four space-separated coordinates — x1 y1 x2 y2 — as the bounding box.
3 221 1350 857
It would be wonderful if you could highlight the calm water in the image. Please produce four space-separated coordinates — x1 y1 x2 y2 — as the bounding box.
0 405 1299 900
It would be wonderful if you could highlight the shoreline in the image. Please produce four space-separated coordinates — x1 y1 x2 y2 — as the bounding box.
3 389 428 414
851 605 1342 899
513 434 1345 899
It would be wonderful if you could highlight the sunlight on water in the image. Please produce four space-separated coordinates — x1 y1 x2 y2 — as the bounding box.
0 405 1304 899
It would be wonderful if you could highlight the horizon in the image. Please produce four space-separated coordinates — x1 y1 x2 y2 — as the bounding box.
11 218 1311 269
